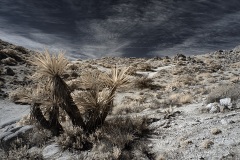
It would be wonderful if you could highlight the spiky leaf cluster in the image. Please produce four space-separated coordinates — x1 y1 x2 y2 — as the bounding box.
32 49 68 79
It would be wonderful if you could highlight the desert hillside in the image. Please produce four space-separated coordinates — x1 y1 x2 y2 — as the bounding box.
1 39 240 159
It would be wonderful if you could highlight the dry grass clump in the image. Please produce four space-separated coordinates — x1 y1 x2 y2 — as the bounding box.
56 126 92 151
112 102 148 115
230 62 240 68
229 76 240 83
66 79 82 91
2 144 43 160
99 62 112 68
165 81 184 91
206 84 240 104
9 87 32 104
168 93 193 105
179 94 193 104
200 139 214 149
208 63 222 72
1 133 45 160
176 75 197 86
126 66 137 75
136 63 153 71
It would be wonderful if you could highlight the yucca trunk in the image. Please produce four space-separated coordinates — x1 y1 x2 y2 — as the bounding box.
31 103 63 136
52 75 86 130
85 102 113 133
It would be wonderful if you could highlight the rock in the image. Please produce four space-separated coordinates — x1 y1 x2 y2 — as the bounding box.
206 102 220 113
28 147 43 159
71 71 78 78
66 63 78 70
221 119 228 125
1 49 23 62
209 105 220 113
42 143 76 160
174 54 186 61
5 67 15 76
206 103 214 110
0 51 8 60
63 73 70 79
14 46 28 54
0 89 8 98
220 98 232 109
42 143 61 159
211 128 222 135
1 57 17 65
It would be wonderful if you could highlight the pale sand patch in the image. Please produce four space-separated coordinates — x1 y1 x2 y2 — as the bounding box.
0 100 30 129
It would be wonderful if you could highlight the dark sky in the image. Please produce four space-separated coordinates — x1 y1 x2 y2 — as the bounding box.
1 0 240 59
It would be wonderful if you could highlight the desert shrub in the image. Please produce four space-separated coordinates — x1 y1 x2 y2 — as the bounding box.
136 63 153 71
99 116 148 147
134 76 154 89
177 75 197 86
89 116 149 159
56 127 92 151
9 87 32 104
206 84 240 104
2 138 43 160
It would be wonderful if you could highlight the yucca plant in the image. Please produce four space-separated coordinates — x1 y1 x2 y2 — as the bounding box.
31 50 86 135
78 67 129 133
31 50 129 135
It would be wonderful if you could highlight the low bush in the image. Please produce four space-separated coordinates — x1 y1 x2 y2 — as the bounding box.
134 76 154 89
206 84 240 104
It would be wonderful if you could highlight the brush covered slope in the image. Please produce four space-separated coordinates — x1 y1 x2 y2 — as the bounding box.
1 40 240 159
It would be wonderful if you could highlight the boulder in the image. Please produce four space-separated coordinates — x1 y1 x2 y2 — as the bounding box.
1 57 17 66
5 67 15 76
220 98 232 109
